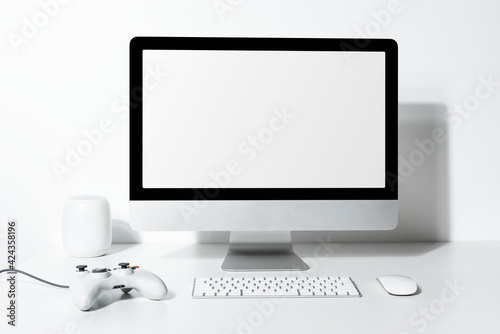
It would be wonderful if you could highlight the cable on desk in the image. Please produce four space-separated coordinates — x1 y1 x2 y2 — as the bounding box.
0 268 69 289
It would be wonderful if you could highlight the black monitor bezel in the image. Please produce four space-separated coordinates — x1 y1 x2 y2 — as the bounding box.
130 37 398 201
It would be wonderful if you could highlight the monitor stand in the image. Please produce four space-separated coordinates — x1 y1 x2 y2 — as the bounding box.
221 231 310 272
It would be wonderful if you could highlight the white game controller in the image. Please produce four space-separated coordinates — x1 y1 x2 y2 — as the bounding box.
70 263 168 311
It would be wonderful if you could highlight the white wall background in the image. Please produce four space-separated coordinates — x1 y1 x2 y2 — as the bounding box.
1 0 499 262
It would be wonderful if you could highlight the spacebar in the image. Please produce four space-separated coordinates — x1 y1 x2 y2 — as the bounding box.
241 290 300 297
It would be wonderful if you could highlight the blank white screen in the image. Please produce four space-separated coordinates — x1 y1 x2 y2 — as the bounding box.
142 50 385 188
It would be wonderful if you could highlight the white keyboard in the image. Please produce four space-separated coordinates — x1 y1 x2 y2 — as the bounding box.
192 276 361 298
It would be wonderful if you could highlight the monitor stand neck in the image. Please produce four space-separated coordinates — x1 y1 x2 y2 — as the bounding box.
221 231 310 272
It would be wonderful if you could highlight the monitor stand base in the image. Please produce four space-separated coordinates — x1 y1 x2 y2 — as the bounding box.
221 231 310 272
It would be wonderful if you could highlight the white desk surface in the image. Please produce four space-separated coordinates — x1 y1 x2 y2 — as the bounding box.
2 242 499 334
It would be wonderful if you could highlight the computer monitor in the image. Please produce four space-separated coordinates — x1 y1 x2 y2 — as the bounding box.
130 37 398 271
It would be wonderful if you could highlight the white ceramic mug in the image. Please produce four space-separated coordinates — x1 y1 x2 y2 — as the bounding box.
62 195 111 257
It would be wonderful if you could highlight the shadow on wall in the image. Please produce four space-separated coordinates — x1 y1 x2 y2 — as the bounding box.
195 103 452 243
112 219 141 243
394 103 451 241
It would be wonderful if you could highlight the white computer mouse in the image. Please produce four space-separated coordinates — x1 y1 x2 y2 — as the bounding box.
377 275 418 296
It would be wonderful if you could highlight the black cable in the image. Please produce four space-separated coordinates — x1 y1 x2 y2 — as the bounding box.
0 269 69 289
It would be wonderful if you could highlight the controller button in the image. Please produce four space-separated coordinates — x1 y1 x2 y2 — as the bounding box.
76 265 87 272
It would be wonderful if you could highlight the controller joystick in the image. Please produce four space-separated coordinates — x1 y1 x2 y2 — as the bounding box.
70 263 168 311
76 265 87 272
